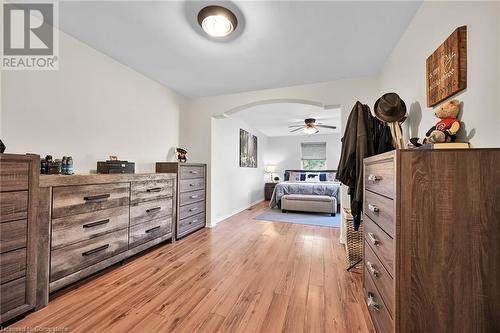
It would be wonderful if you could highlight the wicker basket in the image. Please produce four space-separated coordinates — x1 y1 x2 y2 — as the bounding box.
343 208 363 270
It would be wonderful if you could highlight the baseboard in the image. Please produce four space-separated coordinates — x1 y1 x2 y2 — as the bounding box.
212 198 265 226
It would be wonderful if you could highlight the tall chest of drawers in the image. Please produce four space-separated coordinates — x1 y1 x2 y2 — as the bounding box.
156 162 206 239
36 173 176 308
0 154 39 324
362 149 500 333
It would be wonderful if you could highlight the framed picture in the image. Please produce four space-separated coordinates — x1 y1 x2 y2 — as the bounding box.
239 129 257 168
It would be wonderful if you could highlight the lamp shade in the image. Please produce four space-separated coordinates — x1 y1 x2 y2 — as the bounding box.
265 165 276 173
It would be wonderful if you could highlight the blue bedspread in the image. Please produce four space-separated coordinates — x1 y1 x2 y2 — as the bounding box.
269 181 341 208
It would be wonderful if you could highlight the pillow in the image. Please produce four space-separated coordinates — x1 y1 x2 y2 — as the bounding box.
288 171 301 181
305 173 320 182
326 172 337 181
300 173 306 181
319 173 327 181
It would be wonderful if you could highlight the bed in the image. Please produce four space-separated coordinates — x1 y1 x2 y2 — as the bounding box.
269 170 341 209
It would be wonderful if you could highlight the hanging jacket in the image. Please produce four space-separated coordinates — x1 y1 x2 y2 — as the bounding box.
337 102 393 229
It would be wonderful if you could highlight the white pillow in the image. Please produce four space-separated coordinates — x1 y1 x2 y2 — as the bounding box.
288 171 301 181
305 173 320 182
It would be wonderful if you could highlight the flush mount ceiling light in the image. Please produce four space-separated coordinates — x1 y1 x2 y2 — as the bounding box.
198 5 238 38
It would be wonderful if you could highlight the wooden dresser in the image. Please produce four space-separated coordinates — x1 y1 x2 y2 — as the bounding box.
362 149 500 333
0 154 39 324
36 173 176 308
156 162 206 239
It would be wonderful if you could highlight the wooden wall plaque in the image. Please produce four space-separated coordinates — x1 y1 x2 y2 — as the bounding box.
426 26 467 107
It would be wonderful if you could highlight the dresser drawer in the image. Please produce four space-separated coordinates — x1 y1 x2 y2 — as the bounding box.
179 189 205 206
0 162 29 192
0 248 26 284
178 212 205 236
364 266 394 333
0 191 28 223
129 217 172 248
50 228 128 282
364 217 395 278
130 179 174 204
0 277 26 315
130 198 173 226
0 219 27 253
365 240 395 317
365 159 395 199
180 165 205 180
51 206 130 250
364 190 395 238
179 178 205 193
52 183 130 219
179 201 205 220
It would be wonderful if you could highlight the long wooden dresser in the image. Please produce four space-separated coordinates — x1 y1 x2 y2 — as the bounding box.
36 173 176 308
156 162 206 239
362 149 500 333
0 154 39 324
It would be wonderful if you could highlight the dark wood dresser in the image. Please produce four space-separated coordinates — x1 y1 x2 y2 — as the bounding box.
36 173 176 308
264 182 277 200
156 162 207 239
0 154 39 324
362 149 500 333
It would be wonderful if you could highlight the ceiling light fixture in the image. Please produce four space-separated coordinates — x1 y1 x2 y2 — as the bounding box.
303 127 319 135
198 5 238 38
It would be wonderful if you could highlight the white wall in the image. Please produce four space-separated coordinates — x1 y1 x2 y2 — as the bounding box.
211 117 268 225
1 29 186 173
266 133 342 178
379 1 500 147
181 77 379 226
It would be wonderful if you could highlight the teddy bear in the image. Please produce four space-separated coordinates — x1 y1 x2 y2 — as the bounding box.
410 99 461 147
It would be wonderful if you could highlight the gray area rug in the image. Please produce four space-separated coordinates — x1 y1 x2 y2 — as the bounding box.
254 208 340 228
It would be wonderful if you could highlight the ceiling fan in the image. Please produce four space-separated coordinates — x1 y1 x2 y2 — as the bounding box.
288 118 336 134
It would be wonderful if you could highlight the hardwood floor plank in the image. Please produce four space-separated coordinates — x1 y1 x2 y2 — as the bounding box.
8 201 374 333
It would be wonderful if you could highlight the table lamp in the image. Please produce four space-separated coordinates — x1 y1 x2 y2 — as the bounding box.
265 165 276 182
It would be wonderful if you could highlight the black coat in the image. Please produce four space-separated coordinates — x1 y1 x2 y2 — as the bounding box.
336 102 393 229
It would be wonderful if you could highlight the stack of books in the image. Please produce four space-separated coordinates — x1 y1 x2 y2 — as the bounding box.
416 142 470 149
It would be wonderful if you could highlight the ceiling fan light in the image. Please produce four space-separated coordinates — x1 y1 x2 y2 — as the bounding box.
303 127 318 135
198 6 238 38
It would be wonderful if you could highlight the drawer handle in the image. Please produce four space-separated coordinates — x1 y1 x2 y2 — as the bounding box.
189 183 195 187
368 204 379 213
189 207 199 212
84 194 110 201
368 174 381 182
190 195 200 199
367 261 379 277
82 244 109 256
145 226 161 233
190 170 199 174
191 220 198 224
146 207 161 213
146 187 162 193
367 232 380 246
83 219 110 228
367 292 380 311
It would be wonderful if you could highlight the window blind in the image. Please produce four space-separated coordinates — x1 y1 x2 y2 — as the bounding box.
301 142 326 160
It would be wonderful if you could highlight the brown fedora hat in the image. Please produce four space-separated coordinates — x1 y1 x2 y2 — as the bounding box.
374 92 407 122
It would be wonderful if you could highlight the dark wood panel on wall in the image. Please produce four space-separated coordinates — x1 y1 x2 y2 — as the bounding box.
426 26 467 107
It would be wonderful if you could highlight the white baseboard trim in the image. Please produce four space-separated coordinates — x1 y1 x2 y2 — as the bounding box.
211 198 265 226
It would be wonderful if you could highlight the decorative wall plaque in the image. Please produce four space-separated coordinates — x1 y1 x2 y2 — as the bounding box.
426 26 467 107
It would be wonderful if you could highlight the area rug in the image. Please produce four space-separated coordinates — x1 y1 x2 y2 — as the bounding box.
254 208 340 228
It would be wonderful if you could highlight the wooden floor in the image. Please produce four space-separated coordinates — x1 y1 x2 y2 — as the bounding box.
10 201 374 333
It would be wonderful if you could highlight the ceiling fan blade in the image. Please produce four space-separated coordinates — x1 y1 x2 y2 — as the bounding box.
289 127 303 133
316 125 337 129
288 125 304 128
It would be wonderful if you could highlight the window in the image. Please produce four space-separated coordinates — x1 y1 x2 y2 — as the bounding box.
301 142 327 170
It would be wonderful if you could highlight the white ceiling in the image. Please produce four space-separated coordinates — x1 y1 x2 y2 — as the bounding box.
233 103 341 137
58 1 421 97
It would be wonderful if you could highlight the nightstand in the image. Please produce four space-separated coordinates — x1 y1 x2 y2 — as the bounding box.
264 182 277 200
